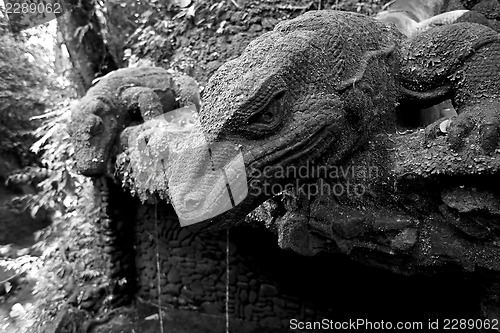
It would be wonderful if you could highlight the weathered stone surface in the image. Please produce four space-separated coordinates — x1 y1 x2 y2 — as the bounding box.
249 291 258 304
244 304 253 320
259 284 278 298
165 283 181 296
171 246 195 256
238 274 249 283
181 287 194 301
260 317 282 328
236 281 248 289
201 301 221 314
167 268 181 284
390 228 418 252
181 276 193 285
190 280 205 296
285 300 299 311
373 215 414 232
272 297 285 308
177 228 192 243
240 289 248 303
273 304 288 318
249 24 262 32
249 279 258 289
331 215 367 239
160 293 175 304
441 186 500 214
196 262 216 275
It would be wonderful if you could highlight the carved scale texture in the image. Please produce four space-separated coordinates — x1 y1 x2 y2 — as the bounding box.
200 10 402 139
400 22 500 107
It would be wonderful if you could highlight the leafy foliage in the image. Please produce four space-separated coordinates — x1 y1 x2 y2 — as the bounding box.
0 33 49 178
0 23 112 329
7 104 87 220
3 104 109 331
1 23 82 216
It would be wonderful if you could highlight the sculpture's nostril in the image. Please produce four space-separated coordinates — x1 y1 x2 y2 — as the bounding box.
89 116 104 136
183 193 204 210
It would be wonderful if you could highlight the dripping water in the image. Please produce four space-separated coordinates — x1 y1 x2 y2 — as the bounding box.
154 202 165 333
226 228 230 333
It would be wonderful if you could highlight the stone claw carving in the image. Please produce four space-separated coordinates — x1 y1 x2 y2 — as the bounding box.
424 101 500 154
444 99 500 153
69 67 199 177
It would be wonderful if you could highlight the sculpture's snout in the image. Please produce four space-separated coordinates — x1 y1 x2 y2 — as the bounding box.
70 112 114 177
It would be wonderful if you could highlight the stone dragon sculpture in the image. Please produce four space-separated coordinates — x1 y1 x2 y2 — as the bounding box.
69 67 200 176
67 0 500 327
160 10 500 230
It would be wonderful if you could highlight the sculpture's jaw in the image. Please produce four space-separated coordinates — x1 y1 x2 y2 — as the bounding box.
75 149 108 177
69 97 118 177
72 130 115 177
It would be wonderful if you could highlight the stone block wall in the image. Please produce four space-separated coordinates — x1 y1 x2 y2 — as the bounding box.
134 202 332 328
130 201 483 330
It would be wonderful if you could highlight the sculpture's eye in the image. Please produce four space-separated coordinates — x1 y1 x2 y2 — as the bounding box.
243 91 285 138
249 91 285 125
254 109 275 124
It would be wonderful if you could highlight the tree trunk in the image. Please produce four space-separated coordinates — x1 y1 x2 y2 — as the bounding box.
101 1 138 69
56 0 118 96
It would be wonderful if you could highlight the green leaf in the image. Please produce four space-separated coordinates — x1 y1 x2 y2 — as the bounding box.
31 123 59 154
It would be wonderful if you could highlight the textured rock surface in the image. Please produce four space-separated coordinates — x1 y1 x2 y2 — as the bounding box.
133 202 334 327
